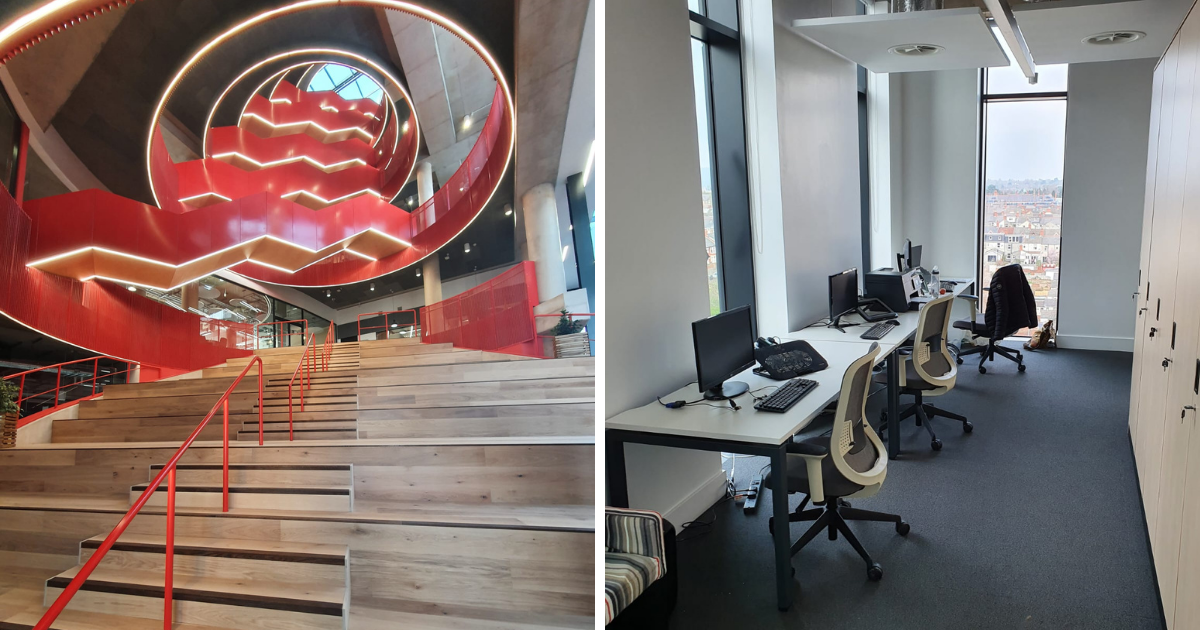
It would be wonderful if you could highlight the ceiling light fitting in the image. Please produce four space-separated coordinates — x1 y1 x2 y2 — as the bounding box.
888 44 943 57
1083 31 1144 46
370 282 375 291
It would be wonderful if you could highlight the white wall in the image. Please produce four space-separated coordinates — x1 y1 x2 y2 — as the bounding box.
774 25 863 330
332 264 516 326
1058 59 1154 352
607 0 727 526
895 69 980 279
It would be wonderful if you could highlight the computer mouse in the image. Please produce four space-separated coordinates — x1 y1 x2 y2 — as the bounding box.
887 319 900 326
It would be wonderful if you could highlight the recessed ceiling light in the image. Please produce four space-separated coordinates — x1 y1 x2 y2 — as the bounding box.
390 323 398 328
888 44 943 57
416 268 422 277
326 290 331 298
127 285 137 291
464 243 471 253
370 283 375 291
504 208 513 216
1083 31 1145 46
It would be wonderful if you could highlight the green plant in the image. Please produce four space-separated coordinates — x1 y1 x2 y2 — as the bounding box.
0 379 18 417
553 309 586 336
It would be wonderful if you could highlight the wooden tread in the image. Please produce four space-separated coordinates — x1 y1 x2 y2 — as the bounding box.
81 533 347 565
0 609 228 630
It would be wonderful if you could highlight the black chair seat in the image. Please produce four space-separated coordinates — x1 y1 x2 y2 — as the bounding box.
953 314 987 334
872 362 938 390
766 436 871 499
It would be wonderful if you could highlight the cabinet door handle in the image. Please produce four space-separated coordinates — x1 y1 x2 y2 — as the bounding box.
1150 327 1158 338
1163 357 1173 370
1184 405 1196 420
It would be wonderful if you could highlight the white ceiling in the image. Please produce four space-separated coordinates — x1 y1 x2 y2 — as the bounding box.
791 8 1010 73
1012 0 1193 65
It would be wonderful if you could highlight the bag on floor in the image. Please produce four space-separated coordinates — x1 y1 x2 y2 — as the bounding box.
1024 319 1055 351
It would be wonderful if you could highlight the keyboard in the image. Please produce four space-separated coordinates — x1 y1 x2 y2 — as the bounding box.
860 321 897 340
755 378 818 413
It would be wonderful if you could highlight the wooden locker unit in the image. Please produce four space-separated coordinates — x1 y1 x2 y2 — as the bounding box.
1153 19 1200 622
1172 358 1200 628
1134 37 1189 547
1130 54 1168 439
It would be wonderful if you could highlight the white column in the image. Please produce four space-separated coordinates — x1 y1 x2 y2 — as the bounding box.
416 161 443 305
521 183 567 303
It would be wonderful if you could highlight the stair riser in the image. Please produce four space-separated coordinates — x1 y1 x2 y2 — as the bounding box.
78 548 346 584
238 421 357 431
136 491 351 512
260 396 357 406
44 587 345 630
231 411 359 422
257 403 357 412
263 388 358 399
149 470 352 486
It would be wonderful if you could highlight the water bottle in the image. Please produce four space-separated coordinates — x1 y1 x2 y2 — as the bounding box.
931 266 941 295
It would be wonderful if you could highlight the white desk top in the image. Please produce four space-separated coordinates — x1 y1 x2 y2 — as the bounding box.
606 340 875 445
604 278 975 446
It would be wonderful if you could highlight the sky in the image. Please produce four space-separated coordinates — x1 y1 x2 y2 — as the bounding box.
985 99 1068 181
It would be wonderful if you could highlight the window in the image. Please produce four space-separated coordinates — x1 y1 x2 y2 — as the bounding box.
980 62 1068 334
688 0 755 322
306 63 384 103
690 38 722 315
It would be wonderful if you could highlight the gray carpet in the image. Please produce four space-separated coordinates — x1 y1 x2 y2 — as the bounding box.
669 348 1162 630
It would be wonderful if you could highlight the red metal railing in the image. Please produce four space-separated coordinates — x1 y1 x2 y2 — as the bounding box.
34 356 264 630
357 309 420 340
421 262 540 356
534 312 596 359
3 356 138 426
255 319 308 349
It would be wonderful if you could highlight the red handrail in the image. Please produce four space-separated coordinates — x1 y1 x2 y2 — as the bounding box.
255 319 309 349
35 356 264 630
322 328 334 370
356 309 419 340
3 356 139 421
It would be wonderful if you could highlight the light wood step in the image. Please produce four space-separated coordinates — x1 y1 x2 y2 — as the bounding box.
78 533 348 584
130 483 352 512
237 428 358 441
263 387 358 399
148 463 352 487
44 566 345 630
259 395 357 407
0 608 227 630
357 402 594 438
238 420 357 433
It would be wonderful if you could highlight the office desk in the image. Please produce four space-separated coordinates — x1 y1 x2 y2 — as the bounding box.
606 341 881 610
786 278 975 459
606 278 974 611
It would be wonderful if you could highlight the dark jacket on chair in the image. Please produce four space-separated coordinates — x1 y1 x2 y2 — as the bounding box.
984 264 1038 340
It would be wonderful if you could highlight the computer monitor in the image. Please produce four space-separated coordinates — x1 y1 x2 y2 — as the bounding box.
829 268 860 321
692 306 755 400
910 244 923 270
902 239 912 270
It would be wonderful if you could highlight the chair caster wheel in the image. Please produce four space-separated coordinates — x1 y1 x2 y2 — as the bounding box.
956 357 963 365
931 439 943 451
978 366 987 374
867 564 883 582
837 498 851 508
963 421 973 434
896 521 910 536
1018 364 1026 373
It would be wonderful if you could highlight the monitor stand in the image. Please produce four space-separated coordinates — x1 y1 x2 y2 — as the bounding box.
703 380 749 401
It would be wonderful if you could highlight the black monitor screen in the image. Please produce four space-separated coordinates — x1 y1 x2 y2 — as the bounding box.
692 306 755 394
910 245 923 270
829 268 859 320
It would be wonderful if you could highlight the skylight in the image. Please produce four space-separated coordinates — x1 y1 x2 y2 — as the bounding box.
306 63 384 103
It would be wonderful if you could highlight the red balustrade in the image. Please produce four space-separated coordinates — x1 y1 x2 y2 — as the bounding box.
421 261 540 357
34 356 264 630
3 356 139 427
287 332 331 439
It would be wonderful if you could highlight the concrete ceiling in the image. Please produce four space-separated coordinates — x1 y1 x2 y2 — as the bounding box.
385 8 495 185
513 0 590 201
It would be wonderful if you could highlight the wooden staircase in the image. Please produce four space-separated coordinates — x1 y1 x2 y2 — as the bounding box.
0 337 593 629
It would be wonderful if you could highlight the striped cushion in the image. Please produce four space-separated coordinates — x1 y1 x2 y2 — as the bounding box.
604 551 661 624
604 508 667 624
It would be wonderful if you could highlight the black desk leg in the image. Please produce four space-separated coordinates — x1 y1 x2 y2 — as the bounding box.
887 349 901 460
606 431 629 508
770 444 793 610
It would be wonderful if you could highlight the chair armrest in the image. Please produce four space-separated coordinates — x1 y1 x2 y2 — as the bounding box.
787 440 828 504
604 508 668 574
959 294 978 301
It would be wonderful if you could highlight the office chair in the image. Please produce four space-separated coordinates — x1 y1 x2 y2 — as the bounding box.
953 263 1036 374
878 293 971 451
766 343 910 582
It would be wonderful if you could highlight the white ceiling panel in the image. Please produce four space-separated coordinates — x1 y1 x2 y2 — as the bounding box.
791 8 1010 73
1013 0 1191 65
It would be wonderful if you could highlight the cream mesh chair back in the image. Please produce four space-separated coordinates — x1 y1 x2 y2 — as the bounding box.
830 343 888 489
912 293 958 389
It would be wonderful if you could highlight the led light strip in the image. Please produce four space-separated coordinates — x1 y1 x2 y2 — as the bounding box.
342 247 376 261
240 112 372 141
146 2 503 209
281 188 383 205
179 192 232 203
211 151 367 172
321 105 338 113
269 97 292 104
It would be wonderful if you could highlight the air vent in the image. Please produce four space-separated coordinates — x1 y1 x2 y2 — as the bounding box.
1083 31 1145 46
888 44 944 57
